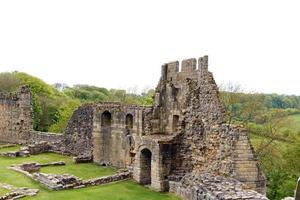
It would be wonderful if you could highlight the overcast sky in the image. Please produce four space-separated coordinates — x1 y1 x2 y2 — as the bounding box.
0 0 299 95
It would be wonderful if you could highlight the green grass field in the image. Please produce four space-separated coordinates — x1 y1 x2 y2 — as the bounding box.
287 114 300 133
0 145 20 153
0 147 180 200
250 113 300 149
40 163 117 180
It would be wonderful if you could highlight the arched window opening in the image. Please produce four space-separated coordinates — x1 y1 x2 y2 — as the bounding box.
172 115 179 132
126 114 133 129
101 111 112 127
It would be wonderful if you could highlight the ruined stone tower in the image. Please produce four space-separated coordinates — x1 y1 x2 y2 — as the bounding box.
63 56 266 199
0 56 267 200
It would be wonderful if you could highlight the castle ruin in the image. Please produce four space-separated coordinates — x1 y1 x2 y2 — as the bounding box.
0 56 268 200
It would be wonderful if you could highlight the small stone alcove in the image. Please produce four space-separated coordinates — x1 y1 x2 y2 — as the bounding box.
101 111 112 127
125 114 133 130
172 115 179 132
140 148 152 185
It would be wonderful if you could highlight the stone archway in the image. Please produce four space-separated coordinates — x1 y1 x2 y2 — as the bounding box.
140 148 152 185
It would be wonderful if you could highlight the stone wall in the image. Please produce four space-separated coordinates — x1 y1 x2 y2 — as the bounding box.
0 86 64 150
92 103 147 168
0 86 33 144
64 105 94 156
169 173 268 200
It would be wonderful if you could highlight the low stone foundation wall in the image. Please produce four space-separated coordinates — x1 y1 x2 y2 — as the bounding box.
27 131 63 144
169 173 268 200
26 131 64 151
0 148 29 158
0 183 38 200
9 162 131 191
34 173 83 190
0 142 62 158
82 171 131 187
73 154 93 163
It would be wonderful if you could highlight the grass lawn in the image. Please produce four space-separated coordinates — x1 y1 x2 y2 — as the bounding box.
0 148 180 200
0 187 9 196
40 163 117 180
0 145 20 153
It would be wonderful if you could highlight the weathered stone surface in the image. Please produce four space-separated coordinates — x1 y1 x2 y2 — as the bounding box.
20 163 41 173
32 173 83 190
82 171 132 187
0 86 33 144
133 56 265 195
9 161 131 191
73 154 92 163
64 105 94 156
0 148 30 158
169 173 268 200
26 132 64 152
0 183 38 200
91 103 148 168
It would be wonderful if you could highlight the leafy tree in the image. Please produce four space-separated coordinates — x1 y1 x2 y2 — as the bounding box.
219 82 243 125
0 72 21 92
15 72 64 131
48 99 81 133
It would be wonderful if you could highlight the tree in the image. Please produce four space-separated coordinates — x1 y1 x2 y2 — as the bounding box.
219 82 243 125
0 72 21 92
249 109 291 157
48 99 81 133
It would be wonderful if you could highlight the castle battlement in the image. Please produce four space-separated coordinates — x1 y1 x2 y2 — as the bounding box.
161 55 208 81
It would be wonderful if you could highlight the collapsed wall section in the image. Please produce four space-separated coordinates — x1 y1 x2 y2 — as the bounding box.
0 86 64 149
64 104 94 156
153 56 266 194
169 173 268 200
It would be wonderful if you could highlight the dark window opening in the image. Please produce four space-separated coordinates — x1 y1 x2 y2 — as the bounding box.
101 111 112 127
126 114 133 129
172 87 179 102
172 115 179 132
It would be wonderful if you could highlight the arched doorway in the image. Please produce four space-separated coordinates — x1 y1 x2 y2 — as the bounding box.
140 148 152 185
